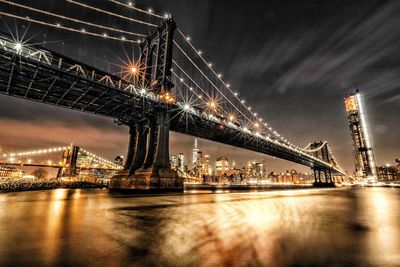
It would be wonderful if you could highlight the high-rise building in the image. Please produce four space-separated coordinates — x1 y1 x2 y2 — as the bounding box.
261 159 267 178
202 154 212 176
196 150 203 169
246 161 253 179
344 90 377 180
192 138 199 169
216 157 229 176
178 153 185 172
251 161 263 178
170 155 178 170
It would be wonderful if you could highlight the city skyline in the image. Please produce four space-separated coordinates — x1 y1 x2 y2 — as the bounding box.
0 0 399 173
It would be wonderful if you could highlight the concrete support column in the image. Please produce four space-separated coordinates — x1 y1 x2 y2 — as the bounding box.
130 121 147 174
143 116 157 169
124 124 137 170
153 112 171 169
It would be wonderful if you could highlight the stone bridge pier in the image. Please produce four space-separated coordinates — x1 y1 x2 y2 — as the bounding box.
109 111 183 191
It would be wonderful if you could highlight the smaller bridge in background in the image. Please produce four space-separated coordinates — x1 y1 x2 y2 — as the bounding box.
0 144 122 179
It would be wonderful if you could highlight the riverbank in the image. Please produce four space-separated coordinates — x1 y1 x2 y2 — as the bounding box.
0 178 105 192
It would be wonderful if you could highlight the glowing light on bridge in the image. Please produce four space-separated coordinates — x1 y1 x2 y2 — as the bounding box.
159 91 175 103
2 146 68 158
14 42 22 52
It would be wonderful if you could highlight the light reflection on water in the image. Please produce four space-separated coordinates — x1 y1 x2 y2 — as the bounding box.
0 188 399 266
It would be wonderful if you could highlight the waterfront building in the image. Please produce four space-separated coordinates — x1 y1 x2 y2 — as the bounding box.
0 165 23 178
202 155 212 176
196 150 203 170
289 169 301 183
192 138 199 169
344 90 377 180
244 161 265 179
261 159 267 178
216 157 229 177
245 161 253 179
267 171 278 182
178 153 185 172
376 164 398 181
252 161 263 179
170 155 178 170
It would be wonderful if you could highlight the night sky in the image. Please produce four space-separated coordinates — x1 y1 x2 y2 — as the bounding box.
0 0 399 172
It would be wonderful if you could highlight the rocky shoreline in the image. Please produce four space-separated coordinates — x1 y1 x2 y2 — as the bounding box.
0 178 106 192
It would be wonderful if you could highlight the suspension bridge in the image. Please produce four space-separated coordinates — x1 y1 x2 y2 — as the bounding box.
0 144 122 178
0 0 346 190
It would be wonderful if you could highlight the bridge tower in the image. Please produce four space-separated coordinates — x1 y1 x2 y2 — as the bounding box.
110 18 183 191
59 145 80 178
311 141 335 187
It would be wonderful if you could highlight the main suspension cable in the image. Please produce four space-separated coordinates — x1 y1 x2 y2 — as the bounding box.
0 11 138 43
0 0 146 38
66 0 157 28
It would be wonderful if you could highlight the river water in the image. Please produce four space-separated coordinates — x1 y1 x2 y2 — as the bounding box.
0 187 399 266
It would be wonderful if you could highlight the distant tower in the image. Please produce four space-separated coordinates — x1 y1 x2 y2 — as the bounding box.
344 90 377 180
192 138 199 169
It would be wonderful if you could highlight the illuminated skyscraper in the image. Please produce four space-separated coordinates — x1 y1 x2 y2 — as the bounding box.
178 153 185 172
192 138 199 169
216 157 229 176
202 155 212 176
170 155 178 170
344 90 377 180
